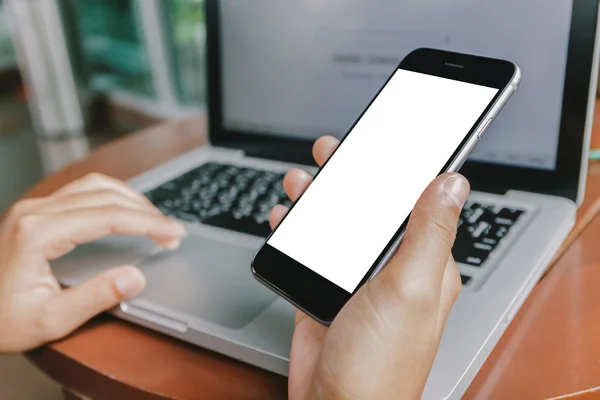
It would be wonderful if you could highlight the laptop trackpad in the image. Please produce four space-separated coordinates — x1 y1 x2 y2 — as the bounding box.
134 236 277 330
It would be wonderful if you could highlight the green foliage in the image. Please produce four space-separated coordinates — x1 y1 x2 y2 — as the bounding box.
170 0 205 44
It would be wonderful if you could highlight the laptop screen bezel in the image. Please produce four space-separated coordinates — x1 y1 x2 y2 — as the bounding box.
206 0 599 202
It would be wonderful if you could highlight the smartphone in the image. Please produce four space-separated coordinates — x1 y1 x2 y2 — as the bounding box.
251 48 520 324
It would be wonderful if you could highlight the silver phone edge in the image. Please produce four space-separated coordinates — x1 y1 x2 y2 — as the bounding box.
366 63 521 283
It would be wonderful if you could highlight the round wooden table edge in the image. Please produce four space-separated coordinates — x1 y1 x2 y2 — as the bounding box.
26 345 171 400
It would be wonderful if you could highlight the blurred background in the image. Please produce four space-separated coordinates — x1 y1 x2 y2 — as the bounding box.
0 2 205 396
0 0 206 213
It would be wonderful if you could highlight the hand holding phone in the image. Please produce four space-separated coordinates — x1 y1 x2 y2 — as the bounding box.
273 138 469 400
253 48 520 324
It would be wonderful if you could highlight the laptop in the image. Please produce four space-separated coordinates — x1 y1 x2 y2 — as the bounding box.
52 1 600 398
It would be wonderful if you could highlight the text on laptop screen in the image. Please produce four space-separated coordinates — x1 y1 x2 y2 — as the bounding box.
220 0 572 171
267 69 498 293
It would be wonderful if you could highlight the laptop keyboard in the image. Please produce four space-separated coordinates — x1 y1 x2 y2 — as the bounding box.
455 203 524 266
144 162 526 286
455 202 525 285
144 162 292 237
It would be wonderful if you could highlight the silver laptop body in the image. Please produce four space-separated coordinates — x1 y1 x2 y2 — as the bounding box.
52 1 600 398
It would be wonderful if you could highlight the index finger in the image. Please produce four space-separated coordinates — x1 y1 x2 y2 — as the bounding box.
53 173 157 210
23 207 187 260
313 136 340 167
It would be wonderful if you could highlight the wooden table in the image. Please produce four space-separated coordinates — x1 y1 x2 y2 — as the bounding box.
21 104 600 399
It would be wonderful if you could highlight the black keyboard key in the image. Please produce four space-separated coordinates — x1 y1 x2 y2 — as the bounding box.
494 208 523 226
494 217 514 226
473 242 494 251
203 214 272 237
453 245 491 267
470 221 491 238
467 207 485 224
481 237 498 247
464 254 489 267
460 275 472 285
453 202 527 276
492 225 509 238
462 207 474 221
477 209 496 225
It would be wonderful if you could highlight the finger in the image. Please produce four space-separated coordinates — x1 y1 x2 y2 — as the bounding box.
283 168 313 202
269 204 289 230
40 266 146 342
294 310 311 327
288 312 328 400
376 173 469 305
4 198 45 223
3 188 159 233
53 173 157 211
313 136 340 167
19 207 186 260
436 256 462 336
30 189 158 216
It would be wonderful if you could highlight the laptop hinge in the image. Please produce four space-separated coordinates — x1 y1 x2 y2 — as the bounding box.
229 141 316 167
467 180 510 196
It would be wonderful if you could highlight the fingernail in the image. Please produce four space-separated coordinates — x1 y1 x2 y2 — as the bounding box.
114 267 146 299
164 238 182 250
443 175 469 209
167 219 187 236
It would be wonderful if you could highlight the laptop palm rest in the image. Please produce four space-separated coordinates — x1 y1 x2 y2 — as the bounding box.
133 236 277 330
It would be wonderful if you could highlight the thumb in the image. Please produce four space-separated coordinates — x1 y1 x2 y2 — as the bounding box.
41 266 146 341
374 173 469 304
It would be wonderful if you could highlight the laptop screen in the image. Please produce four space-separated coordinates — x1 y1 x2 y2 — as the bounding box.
220 0 572 171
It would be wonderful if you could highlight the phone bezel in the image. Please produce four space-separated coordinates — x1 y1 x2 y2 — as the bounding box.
251 48 518 324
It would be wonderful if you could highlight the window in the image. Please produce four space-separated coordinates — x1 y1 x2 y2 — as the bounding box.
13 0 206 122
0 3 16 72
68 0 156 97
163 0 206 107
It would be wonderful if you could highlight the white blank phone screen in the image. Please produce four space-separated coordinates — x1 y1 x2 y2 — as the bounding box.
267 69 499 293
